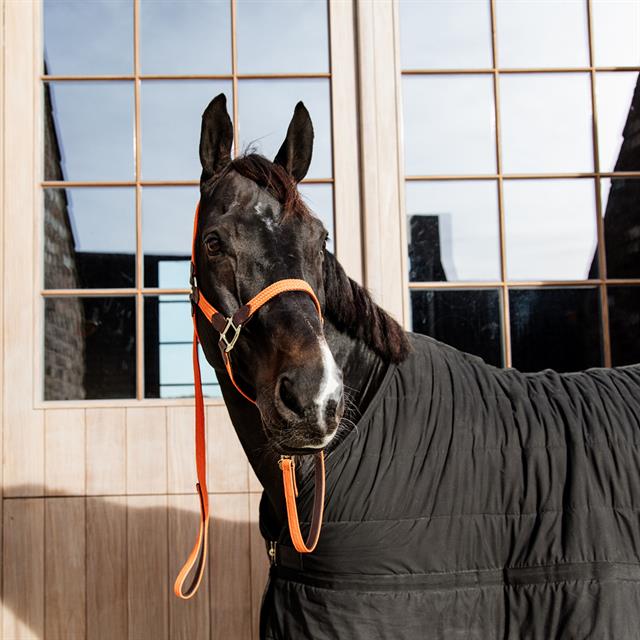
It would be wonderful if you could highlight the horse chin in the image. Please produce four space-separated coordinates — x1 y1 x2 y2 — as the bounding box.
262 418 338 455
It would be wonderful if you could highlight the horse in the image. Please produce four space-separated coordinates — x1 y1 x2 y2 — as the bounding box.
191 93 640 639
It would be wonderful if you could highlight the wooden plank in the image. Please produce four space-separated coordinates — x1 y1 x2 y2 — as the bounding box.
250 492 270 640
210 493 252 640
3 498 44 639
167 406 196 494
45 408 85 495
126 407 167 494
207 405 249 493
168 494 211 638
87 496 128 640
86 407 126 495
44 497 86 639
127 494 169 640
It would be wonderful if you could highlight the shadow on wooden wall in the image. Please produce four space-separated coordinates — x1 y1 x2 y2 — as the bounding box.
2 487 269 640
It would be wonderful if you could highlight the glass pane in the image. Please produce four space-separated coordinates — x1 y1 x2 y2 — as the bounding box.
592 0 640 67
403 75 496 175
44 296 136 400
608 286 640 367
44 82 134 181
410 289 503 366
399 0 492 70
142 186 198 287
503 180 598 281
509 287 602 372
298 183 334 251
596 72 640 172
236 0 329 74
43 0 133 75
406 180 500 282
495 0 589 68
140 0 231 75
144 295 220 398
44 188 135 289
238 79 332 179
601 178 640 279
499 73 593 173
141 80 231 180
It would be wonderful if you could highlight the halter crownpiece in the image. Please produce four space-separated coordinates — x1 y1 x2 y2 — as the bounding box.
173 201 327 599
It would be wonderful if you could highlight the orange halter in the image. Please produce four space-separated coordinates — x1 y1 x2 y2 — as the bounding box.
173 202 327 599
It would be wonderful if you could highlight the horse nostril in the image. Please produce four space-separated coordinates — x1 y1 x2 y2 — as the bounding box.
278 375 304 417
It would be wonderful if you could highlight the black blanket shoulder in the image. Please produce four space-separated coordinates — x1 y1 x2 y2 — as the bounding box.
260 332 640 639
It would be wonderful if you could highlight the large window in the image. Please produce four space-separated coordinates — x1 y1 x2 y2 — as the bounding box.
400 0 640 372
42 0 334 400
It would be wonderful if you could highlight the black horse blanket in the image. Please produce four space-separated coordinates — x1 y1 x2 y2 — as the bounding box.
259 333 640 639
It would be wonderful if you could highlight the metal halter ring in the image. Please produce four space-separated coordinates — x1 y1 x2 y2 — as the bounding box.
219 317 242 353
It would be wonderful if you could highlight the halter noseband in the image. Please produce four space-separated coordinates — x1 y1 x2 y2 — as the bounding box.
174 201 327 599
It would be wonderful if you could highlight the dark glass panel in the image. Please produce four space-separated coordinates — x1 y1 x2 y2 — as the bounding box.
601 178 640 279
144 295 220 399
140 80 231 180
500 73 592 173
509 288 602 373
142 186 198 288
399 0 492 70
596 72 640 173
44 188 135 289
43 81 134 181
495 0 588 68
44 296 136 400
503 179 598 281
43 0 133 75
608 286 640 367
403 75 496 175
592 1 640 67
406 180 500 282
410 289 503 366
298 183 334 252
238 79 332 179
236 0 329 74
140 0 231 74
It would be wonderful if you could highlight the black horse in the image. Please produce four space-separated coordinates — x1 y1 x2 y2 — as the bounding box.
194 93 640 639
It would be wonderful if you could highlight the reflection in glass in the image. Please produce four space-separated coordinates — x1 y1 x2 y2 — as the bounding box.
142 187 198 287
140 0 231 75
44 188 135 289
298 183 334 251
500 73 592 173
495 0 588 69
399 0 492 70
596 72 640 172
503 180 597 281
509 287 602 372
237 0 328 74
406 180 500 282
43 0 133 75
402 75 496 175
600 178 640 279
238 79 332 179
592 1 640 67
44 296 136 400
44 82 134 181
144 296 220 398
141 80 231 180
411 289 503 366
608 287 640 367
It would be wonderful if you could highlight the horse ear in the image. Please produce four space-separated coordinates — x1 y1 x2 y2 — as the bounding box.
199 93 233 184
274 101 314 183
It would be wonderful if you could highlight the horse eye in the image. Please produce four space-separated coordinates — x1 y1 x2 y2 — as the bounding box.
205 235 222 256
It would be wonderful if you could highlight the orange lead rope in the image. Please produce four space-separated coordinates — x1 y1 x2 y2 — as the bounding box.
173 202 327 599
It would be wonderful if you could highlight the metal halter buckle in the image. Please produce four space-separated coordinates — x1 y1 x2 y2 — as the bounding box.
219 317 242 353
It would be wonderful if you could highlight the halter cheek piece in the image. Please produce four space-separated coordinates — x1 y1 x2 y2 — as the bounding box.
174 202 327 600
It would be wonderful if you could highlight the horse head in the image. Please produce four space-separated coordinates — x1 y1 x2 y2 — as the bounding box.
194 93 344 455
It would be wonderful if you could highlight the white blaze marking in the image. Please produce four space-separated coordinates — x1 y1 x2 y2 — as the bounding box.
315 339 342 428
